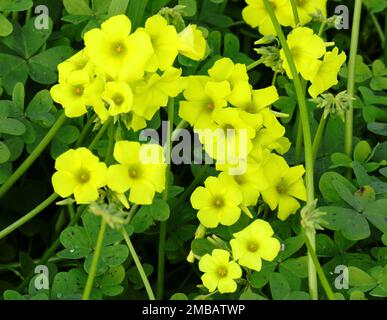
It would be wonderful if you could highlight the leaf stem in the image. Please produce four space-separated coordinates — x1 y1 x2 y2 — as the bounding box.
0 193 58 240
312 115 328 163
76 114 97 148
263 0 317 299
289 0 300 25
246 60 261 71
301 229 335 300
88 118 113 150
0 111 66 199
121 227 155 300
157 98 174 300
369 12 385 46
82 218 107 300
345 0 362 157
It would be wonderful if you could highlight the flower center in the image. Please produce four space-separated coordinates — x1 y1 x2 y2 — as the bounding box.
296 0 307 6
213 197 224 208
207 103 214 110
113 42 126 55
290 47 302 60
269 0 277 9
113 94 124 106
77 170 90 183
129 168 138 178
276 183 287 194
234 175 245 185
217 266 228 278
247 241 259 252
74 86 84 96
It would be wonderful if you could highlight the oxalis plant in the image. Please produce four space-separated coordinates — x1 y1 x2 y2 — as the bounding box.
0 0 386 301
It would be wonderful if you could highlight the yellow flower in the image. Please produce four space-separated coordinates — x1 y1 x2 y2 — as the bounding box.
216 160 267 206
284 0 327 26
143 14 179 72
178 24 206 61
260 154 307 220
132 67 185 120
179 76 230 130
52 148 107 204
308 47 347 98
57 49 94 83
198 249 242 293
107 141 167 205
101 81 134 116
84 15 153 82
280 27 326 81
191 174 243 228
50 70 104 117
207 58 249 106
235 85 279 130
230 219 281 271
197 108 256 162
242 0 290 36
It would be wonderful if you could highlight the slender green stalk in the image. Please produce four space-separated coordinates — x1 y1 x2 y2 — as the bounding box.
82 219 107 300
345 0 362 157
385 17 387 64
318 21 327 37
157 98 174 300
105 121 115 164
301 229 335 300
67 203 75 221
121 228 155 300
289 0 300 25
295 115 304 164
369 12 385 46
246 60 261 71
0 112 66 199
171 120 189 141
263 0 317 299
88 118 113 150
0 193 58 240
312 115 328 163
76 114 97 147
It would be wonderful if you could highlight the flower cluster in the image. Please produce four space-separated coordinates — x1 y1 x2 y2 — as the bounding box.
51 14 206 130
52 141 167 205
242 0 327 36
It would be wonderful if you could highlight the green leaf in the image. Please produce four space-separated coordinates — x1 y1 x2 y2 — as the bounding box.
3 290 25 300
269 273 290 300
279 256 308 278
97 265 125 296
319 172 356 203
350 291 367 300
277 235 304 261
367 122 387 136
354 140 371 163
170 293 189 300
363 199 387 233
128 263 153 290
321 206 371 241
191 238 217 257
0 163 12 184
51 270 84 300
0 13 13 37
250 261 277 289
179 0 197 17
0 118 26 135
126 0 148 29
333 180 363 211
348 266 377 288
287 291 310 300
12 82 25 113
0 0 33 11
28 46 74 84
340 55 372 83
370 60 387 91
239 288 267 300
0 142 10 164
56 125 80 145
363 0 387 13
63 0 93 15
316 234 338 257
108 0 129 16
0 53 28 95
26 89 55 126
382 233 387 246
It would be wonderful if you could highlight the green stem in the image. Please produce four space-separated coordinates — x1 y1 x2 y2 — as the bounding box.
0 112 66 199
0 193 58 240
67 203 75 221
318 21 327 37
345 0 362 157
76 114 97 148
88 118 112 150
157 98 174 300
312 115 328 163
263 0 317 299
105 121 115 164
295 115 304 164
301 229 335 300
82 218 107 300
289 0 300 25
121 228 155 300
246 60 261 71
171 120 189 141
385 17 387 64
369 12 385 46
